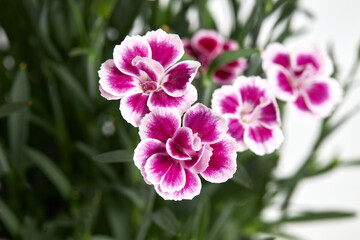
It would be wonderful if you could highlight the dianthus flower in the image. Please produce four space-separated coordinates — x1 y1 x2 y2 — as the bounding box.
262 43 342 117
134 104 237 200
183 29 247 85
212 76 284 156
99 29 201 127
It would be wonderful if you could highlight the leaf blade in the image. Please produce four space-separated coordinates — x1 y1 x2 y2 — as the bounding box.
93 150 133 163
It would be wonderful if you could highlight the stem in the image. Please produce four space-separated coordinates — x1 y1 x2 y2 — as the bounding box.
135 188 156 240
201 74 214 107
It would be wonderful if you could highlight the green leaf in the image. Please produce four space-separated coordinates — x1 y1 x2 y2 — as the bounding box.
0 199 21 238
0 143 10 177
152 208 178 236
113 184 144 207
26 147 71 199
105 198 130 240
281 210 355 223
47 61 92 110
8 68 30 174
207 49 259 76
232 163 253 188
206 203 235 240
88 236 116 240
93 150 133 163
67 0 87 45
0 102 28 119
93 0 117 18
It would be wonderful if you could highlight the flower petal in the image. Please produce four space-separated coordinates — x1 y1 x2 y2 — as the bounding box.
113 35 151 78
165 127 196 160
144 29 184 70
134 139 166 184
139 108 180 142
160 162 186 193
155 169 201 201
226 117 248 151
213 68 237 85
211 86 240 114
294 95 311 113
244 125 284 156
292 44 333 76
162 60 200 97
99 59 138 98
235 76 270 110
119 92 150 127
191 29 224 58
267 65 296 102
132 56 165 82
262 43 291 73
257 101 281 129
145 153 174 185
148 84 197 114
188 144 213 173
184 103 228 144
99 85 120 100
201 135 237 183
302 77 342 117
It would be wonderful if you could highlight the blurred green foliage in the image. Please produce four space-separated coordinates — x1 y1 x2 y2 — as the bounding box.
0 0 359 239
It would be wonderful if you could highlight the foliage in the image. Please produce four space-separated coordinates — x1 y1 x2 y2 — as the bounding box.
0 0 359 239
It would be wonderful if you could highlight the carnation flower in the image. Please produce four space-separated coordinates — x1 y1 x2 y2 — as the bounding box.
183 29 247 85
262 43 342 118
99 29 201 127
134 104 237 200
212 76 284 155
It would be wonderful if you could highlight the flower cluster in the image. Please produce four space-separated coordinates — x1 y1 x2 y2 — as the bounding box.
183 29 248 85
99 29 342 201
262 43 342 117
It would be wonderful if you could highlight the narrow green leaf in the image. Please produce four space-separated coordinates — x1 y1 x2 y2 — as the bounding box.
26 147 71 199
207 203 235 240
67 0 87 45
341 159 360 166
47 61 92 110
113 184 144 207
105 198 130 240
281 210 355 223
8 68 30 174
88 236 115 240
152 208 178 236
0 199 20 237
93 150 133 163
0 143 10 176
232 163 253 188
0 102 28 119
93 0 117 18
207 49 259 76
69 47 90 57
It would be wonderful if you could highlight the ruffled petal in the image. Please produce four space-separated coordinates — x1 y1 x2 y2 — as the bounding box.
145 153 174 185
302 77 342 117
144 29 184 70
98 59 138 99
113 35 151 78
257 101 281 129
99 85 120 100
148 84 197 114
165 127 194 160
213 68 238 85
262 43 291 73
155 169 201 201
139 108 180 142
162 60 200 97
201 135 237 183
184 103 227 144
160 162 186 193
235 76 270 110
294 95 312 113
191 29 224 58
132 56 165 82
119 92 150 127
244 125 284 156
292 44 333 76
226 117 248 151
211 86 240 114
266 65 297 102
134 139 166 184
183 144 213 173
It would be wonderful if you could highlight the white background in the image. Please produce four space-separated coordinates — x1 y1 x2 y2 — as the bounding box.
208 0 360 239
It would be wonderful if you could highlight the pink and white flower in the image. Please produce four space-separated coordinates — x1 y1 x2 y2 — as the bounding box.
183 29 247 85
134 104 237 200
99 29 201 127
262 43 342 118
212 76 284 156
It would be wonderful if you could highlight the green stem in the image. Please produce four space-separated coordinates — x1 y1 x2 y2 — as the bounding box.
202 74 214 107
135 188 156 240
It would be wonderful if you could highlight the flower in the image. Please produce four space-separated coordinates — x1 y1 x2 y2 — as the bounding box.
211 76 284 155
99 29 201 127
183 29 247 85
134 104 237 200
262 43 342 118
